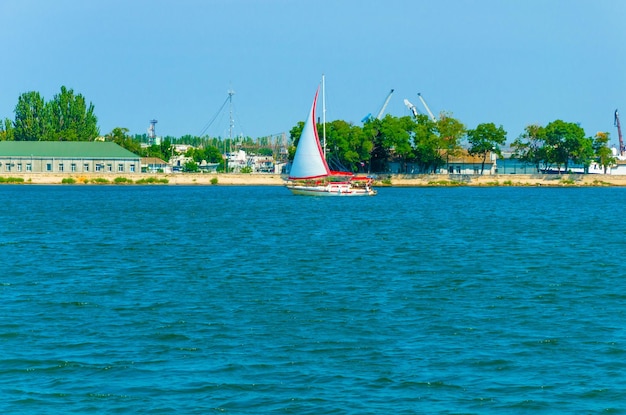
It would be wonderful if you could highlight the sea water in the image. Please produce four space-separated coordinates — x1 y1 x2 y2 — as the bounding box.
1 185 625 414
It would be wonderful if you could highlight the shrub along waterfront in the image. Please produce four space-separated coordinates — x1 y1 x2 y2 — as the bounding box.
58 177 168 185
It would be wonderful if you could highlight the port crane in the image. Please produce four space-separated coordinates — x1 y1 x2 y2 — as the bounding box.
615 109 625 157
362 89 394 122
403 93 437 122
417 92 436 122
403 99 419 117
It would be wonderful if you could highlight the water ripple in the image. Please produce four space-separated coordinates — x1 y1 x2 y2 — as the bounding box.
2 186 626 413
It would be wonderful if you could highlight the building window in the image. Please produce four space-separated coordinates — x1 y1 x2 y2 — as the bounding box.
5 164 11 172
130 164 135 173
58 163 64 172
456 166 461 174
84 163 89 172
26 163 32 171
71 163 76 172
118 164 124 172
107 163 112 172
46 163 52 172
17 163 22 172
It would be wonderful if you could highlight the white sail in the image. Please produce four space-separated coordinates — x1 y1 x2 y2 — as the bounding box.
288 88 330 179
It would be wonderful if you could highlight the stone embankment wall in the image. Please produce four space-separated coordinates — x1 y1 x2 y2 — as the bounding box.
2 173 626 186
385 174 626 187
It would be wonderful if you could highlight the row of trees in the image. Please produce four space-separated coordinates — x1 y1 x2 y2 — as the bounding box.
290 113 507 174
512 122 615 173
0 87 617 174
290 113 616 175
1 86 99 141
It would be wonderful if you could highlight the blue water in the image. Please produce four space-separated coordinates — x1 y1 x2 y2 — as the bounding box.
1 185 625 414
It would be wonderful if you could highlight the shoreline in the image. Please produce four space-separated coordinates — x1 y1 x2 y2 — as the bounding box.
2 172 626 186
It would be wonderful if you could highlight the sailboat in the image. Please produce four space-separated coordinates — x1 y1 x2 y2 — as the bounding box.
286 81 376 196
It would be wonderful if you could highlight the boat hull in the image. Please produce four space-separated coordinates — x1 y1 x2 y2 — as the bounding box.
286 183 376 196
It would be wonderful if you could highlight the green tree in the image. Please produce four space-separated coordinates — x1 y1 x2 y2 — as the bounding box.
364 116 415 173
467 123 507 174
511 124 546 172
204 146 224 164
185 146 200 162
144 144 165 159
0 118 14 141
324 119 372 172
363 118 392 173
572 134 594 172
183 160 199 172
543 120 587 173
104 127 142 154
182 145 224 171
13 91 46 141
410 112 465 173
160 139 172 162
593 131 615 173
412 114 444 173
346 123 374 172
381 115 415 173
436 113 466 164
45 86 99 141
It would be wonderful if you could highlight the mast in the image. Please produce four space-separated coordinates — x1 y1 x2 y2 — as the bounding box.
322 74 326 157
228 88 235 153
615 109 624 157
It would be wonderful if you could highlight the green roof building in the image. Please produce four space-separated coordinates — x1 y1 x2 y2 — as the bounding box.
0 141 141 174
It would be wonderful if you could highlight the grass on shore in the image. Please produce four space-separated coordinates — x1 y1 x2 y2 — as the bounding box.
61 176 169 185
0 176 25 183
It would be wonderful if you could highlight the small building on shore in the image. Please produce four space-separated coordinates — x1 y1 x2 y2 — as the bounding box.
438 151 497 175
141 157 170 173
0 141 141 174
387 150 498 175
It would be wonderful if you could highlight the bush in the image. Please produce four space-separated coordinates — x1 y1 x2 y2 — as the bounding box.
61 177 76 184
0 176 25 184
427 180 465 186
114 177 133 184
136 177 169 184
210 177 218 185
90 177 110 184
184 161 199 173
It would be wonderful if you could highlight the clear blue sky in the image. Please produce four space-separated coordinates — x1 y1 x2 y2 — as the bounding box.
2 0 625 146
